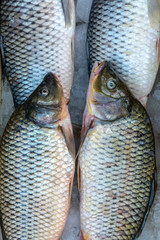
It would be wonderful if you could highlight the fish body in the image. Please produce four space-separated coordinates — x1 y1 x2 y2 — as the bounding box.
78 62 156 240
87 0 160 106
0 73 75 239
0 0 75 105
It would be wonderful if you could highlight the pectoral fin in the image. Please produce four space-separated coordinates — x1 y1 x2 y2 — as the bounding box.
80 61 101 145
60 112 76 159
156 35 160 66
61 0 75 31
68 179 73 202
77 160 81 191
80 231 86 240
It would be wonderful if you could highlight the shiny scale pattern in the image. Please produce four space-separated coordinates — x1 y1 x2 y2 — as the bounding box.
0 0 75 105
79 102 155 240
88 0 160 105
0 108 74 240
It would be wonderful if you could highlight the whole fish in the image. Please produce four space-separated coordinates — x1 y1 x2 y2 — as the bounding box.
78 61 156 240
0 72 75 240
87 0 160 106
0 0 75 106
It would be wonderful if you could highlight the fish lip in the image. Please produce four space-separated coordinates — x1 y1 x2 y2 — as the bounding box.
38 105 61 111
93 61 107 76
92 92 118 104
29 103 62 111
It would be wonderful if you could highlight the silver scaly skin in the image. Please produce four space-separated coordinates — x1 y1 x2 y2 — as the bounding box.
0 0 75 106
87 0 160 107
0 73 75 240
78 62 156 240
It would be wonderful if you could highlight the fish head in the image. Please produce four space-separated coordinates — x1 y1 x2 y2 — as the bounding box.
25 72 66 127
88 61 132 121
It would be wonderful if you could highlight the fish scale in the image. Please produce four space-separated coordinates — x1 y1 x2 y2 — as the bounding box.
0 108 74 240
79 102 155 240
0 0 75 105
88 0 160 106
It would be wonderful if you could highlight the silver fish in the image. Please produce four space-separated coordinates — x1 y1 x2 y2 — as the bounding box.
0 73 75 240
0 0 75 106
87 0 160 106
78 61 156 240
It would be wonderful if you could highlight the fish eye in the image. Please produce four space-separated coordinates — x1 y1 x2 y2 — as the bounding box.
107 78 117 90
40 88 49 97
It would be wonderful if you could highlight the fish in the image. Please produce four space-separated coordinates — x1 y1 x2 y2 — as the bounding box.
0 0 75 106
0 72 75 240
78 61 156 240
87 0 160 107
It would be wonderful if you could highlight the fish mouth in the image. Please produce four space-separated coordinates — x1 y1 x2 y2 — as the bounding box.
28 103 62 111
93 61 107 76
92 95 130 110
37 104 61 111
92 92 117 104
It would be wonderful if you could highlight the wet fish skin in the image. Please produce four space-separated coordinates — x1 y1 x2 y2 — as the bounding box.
0 73 75 240
0 0 75 106
78 62 156 240
87 0 160 106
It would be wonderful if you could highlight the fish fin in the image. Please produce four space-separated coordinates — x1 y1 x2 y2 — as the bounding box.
80 231 86 240
59 111 76 159
70 33 75 66
69 178 73 201
148 0 160 31
75 106 95 163
76 61 100 158
61 0 75 30
134 170 156 239
0 212 7 240
80 107 95 145
156 35 160 66
77 159 81 191
0 34 6 105
0 34 6 82
61 0 75 70
80 61 100 144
